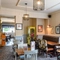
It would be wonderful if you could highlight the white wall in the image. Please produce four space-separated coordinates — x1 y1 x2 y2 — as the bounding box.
0 7 48 36
49 11 60 35
36 18 45 40
36 18 45 35
1 18 15 23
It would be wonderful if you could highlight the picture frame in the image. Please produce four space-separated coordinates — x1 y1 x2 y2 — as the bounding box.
16 23 23 30
38 25 43 32
55 26 60 34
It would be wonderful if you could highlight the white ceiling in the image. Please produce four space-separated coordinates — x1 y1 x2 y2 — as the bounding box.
1 0 60 13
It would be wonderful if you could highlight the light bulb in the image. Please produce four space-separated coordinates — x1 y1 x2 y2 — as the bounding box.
23 14 29 20
25 15 28 18
47 25 50 28
37 1 41 5
37 0 42 5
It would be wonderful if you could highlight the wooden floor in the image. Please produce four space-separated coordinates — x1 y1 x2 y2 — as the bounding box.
0 46 57 60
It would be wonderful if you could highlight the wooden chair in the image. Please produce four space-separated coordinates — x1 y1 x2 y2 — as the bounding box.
40 40 54 57
12 44 18 57
15 44 28 60
38 39 47 56
55 44 60 60
45 41 55 57
46 47 54 57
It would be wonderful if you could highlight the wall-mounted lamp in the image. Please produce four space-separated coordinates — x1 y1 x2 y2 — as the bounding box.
47 15 51 28
47 18 50 28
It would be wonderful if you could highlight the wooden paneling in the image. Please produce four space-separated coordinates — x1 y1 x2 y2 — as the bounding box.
23 18 36 34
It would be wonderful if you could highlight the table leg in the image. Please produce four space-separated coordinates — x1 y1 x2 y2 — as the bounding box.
15 52 17 60
35 54 37 60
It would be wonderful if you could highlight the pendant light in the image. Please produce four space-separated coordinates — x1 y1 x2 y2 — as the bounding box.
23 3 29 20
33 0 45 11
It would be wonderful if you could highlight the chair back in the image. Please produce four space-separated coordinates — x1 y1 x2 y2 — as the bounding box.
55 44 60 52
39 40 47 49
55 44 60 59
24 50 38 54
18 44 28 51
24 50 38 60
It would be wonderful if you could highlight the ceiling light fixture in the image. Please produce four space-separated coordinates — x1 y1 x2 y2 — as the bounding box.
37 0 42 5
23 3 29 20
33 0 45 11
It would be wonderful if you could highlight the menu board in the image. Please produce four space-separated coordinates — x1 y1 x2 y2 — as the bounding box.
31 41 35 51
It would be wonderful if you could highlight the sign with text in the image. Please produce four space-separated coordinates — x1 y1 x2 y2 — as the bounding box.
31 41 35 51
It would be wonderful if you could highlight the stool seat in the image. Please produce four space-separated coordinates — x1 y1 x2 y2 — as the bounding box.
48 48 53 51
57 49 60 52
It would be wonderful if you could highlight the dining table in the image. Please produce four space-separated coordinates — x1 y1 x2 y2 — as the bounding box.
47 41 59 46
15 48 38 60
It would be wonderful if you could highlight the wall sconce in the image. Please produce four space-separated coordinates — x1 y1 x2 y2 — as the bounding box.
47 15 51 28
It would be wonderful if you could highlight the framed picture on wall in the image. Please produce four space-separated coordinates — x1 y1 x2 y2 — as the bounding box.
16 23 23 30
38 25 43 32
55 26 60 34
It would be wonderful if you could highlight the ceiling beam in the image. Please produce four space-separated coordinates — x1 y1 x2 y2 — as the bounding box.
16 0 20 6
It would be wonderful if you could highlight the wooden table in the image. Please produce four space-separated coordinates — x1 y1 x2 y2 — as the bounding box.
15 48 38 60
15 48 24 55
47 41 59 46
46 41 59 57
15 48 31 55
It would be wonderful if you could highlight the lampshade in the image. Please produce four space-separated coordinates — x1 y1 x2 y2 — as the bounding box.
23 3 29 20
23 14 29 20
47 25 50 28
33 0 45 11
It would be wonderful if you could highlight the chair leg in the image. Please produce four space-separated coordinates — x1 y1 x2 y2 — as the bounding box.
46 51 48 57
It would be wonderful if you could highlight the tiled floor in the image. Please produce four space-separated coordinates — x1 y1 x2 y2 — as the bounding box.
0 46 14 60
0 46 57 60
38 56 57 60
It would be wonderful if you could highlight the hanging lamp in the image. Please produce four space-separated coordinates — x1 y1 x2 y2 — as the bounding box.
23 3 29 20
33 0 45 11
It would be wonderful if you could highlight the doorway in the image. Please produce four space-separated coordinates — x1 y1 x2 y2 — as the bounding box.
0 17 16 46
